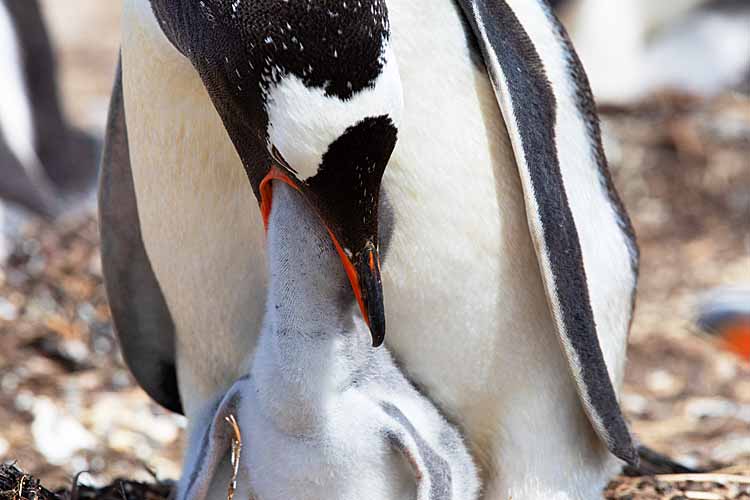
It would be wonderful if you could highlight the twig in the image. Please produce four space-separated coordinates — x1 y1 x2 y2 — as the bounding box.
225 414 243 500
655 473 750 484
137 463 159 483
15 473 26 500
70 470 90 500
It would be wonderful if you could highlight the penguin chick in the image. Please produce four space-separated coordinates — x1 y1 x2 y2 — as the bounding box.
177 183 480 500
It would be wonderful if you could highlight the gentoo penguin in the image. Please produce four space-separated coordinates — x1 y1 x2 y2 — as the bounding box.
638 0 750 97
556 0 750 102
102 0 639 498
695 287 750 362
177 183 479 500
0 0 58 218
0 0 99 255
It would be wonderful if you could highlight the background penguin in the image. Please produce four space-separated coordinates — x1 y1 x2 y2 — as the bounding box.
695 287 750 362
103 1 638 497
555 0 750 102
178 183 480 500
0 0 99 257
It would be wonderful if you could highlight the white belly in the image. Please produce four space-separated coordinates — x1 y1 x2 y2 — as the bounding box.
121 0 622 497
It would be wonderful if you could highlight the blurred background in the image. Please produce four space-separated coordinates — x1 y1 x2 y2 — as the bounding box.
0 0 748 496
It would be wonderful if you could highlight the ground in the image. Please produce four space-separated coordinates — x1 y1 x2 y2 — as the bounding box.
0 2 748 499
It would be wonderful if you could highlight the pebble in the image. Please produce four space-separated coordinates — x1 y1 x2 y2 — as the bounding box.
31 397 97 465
685 397 737 419
622 392 650 415
647 369 685 398
0 297 18 321
711 435 750 462
87 394 182 446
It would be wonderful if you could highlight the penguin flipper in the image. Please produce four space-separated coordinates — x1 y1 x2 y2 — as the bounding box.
99 57 183 414
178 379 247 500
455 0 639 465
381 402 454 500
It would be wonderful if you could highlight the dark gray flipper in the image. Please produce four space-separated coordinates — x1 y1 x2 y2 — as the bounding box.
99 57 183 414
454 0 638 465
623 445 702 477
381 402 453 500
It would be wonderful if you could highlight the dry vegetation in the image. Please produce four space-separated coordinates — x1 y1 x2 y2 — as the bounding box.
0 3 748 499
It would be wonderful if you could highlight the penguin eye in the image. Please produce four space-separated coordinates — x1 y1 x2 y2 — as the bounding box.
270 145 297 176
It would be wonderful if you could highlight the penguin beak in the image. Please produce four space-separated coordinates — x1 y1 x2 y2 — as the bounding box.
259 167 387 347
330 237 386 348
719 322 750 361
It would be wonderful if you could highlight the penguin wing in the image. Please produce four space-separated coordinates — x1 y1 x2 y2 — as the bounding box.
455 0 639 465
380 402 453 500
99 57 183 414
178 378 246 500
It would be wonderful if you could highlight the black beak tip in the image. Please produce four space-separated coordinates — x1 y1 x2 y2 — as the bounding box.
370 315 386 348
357 243 386 348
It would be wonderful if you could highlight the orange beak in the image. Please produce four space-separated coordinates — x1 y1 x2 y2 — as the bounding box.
260 168 386 346
718 320 750 362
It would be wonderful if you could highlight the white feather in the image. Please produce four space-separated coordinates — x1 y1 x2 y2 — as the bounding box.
266 45 403 180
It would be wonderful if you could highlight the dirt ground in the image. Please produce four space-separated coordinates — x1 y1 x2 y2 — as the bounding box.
0 2 748 499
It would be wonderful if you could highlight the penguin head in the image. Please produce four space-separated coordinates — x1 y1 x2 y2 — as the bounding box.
696 287 750 362
149 0 401 346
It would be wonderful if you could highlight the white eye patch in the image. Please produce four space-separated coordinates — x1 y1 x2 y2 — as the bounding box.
265 44 402 181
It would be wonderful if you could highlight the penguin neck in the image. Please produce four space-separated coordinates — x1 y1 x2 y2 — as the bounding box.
252 183 372 434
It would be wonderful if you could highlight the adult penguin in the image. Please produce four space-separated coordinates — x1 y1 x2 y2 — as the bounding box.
0 0 99 215
555 0 749 102
101 0 639 497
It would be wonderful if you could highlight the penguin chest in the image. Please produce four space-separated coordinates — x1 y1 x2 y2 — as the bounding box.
382 0 577 458
245 394 415 500
120 0 267 411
